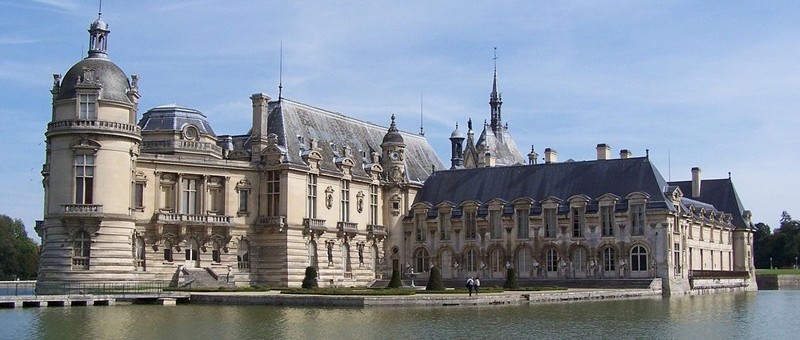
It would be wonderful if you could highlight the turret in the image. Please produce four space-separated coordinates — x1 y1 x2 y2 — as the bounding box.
449 123 465 169
381 114 406 183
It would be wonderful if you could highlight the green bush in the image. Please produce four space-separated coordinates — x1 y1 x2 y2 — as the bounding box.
302 266 318 289
281 287 416 295
503 267 518 289
388 268 402 288
425 266 445 291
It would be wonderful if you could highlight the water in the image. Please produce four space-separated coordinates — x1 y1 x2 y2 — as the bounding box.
2 291 799 339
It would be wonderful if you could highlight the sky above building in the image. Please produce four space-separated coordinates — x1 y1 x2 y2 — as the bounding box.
1 1 798 241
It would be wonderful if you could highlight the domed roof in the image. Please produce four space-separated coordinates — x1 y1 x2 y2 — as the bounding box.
382 114 404 145
138 105 217 137
450 123 464 139
56 58 132 104
90 18 108 31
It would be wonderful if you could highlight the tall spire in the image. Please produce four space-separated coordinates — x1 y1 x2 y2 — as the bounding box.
87 0 110 59
489 47 502 132
419 90 425 136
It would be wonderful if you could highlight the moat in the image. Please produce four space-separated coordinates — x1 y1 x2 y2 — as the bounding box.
2 291 799 339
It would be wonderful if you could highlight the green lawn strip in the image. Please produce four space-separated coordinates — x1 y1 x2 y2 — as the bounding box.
163 286 270 292
756 269 800 275
281 287 416 295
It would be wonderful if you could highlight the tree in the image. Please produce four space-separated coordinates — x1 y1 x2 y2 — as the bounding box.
387 268 402 288
425 266 444 291
301 266 318 289
503 267 518 289
753 222 773 269
0 215 40 280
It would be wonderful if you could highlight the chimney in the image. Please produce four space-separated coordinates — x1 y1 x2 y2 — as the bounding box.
483 152 495 167
544 148 557 164
691 167 701 197
596 143 611 160
619 149 632 159
250 93 271 162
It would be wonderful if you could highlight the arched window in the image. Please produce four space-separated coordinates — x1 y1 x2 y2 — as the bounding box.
546 248 558 272
163 240 174 262
72 231 91 269
308 241 318 268
414 248 430 273
517 247 530 274
603 247 616 271
464 248 477 272
237 240 250 270
490 248 504 274
631 245 648 272
572 247 586 273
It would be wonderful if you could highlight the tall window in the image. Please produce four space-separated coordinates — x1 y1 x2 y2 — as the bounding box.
74 154 94 204
490 210 502 239
516 208 529 239
238 189 249 213
160 177 176 212
72 231 91 269
181 178 198 214
603 247 616 272
134 182 145 210
546 248 558 272
631 204 645 236
544 208 557 238
465 210 477 240
517 247 530 274
572 247 586 273
208 180 223 214
415 213 426 242
266 171 280 217
439 212 450 240
78 94 97 120
340 179 350 222
601 206 614 237
237 241 250 270
572 207 584 238
465 249 477 272
490 248 504 273
306 174 317 219
369 184 378 225
414 248 430 273
631 245 648 272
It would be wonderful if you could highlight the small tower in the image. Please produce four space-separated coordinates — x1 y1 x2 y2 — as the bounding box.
489 50 503 133
449 123 465 169
380 114 406 184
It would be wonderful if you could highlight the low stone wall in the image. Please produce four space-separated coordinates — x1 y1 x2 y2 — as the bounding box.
756 275 800 290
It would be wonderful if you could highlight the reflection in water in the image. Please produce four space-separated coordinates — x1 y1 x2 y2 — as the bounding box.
2 292 799 339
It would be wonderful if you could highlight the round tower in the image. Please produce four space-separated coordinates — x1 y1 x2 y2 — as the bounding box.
449 123 464 169
38 13 141 287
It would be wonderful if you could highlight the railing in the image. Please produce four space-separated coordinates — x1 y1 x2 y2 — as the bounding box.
367 224 387 236
689 270 750 279
48 120 141 135
0 280 173 297
62 204 103 215
156 212 233 225
337 221 359 233
141 140 222 155
303 218 327 230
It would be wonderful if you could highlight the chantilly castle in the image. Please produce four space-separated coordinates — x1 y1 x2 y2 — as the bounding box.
36 15 757 295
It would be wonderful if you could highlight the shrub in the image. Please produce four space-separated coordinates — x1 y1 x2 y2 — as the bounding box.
388 268 402 288
302 266 318 289
425 266 445 291
503 267 518 289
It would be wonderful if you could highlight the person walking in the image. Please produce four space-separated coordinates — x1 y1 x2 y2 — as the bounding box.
474 277 481 296
466 277 474 296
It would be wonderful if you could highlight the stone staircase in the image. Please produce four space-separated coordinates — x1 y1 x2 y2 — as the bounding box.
176 267 233 288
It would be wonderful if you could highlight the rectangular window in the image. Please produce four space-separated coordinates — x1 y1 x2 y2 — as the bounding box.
490 210 502 239
516 208 529 239
415 213 426 242
544 208 557 238
601 206 614 237
266 171 280 217
208 186 222 213
134 182 144 209
439 212 450 240
674 242 681 275
74 155 94 204
631 204 645 236
306 174 317 219
369 185 378 225
238 189 249 213
79 94 97 120
181 178 198 214
465 210 477 240
340 179 350 222
572 207 584 238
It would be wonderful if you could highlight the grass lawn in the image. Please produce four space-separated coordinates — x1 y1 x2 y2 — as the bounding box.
756 269 800 275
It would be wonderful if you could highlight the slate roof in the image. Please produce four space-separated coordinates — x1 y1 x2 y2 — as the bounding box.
262 99 444 181
669 178 750 229
414 156 674 213
57 57 132 104
138 105 217 136
475 125 526 166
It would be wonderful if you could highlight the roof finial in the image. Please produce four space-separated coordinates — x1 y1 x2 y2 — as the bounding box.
419 90 425 136
728 171 732 179
98 0 103 18
646 149 650 158
278 41 283 101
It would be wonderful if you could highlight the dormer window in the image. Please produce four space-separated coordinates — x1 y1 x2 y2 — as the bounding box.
79 93 97 120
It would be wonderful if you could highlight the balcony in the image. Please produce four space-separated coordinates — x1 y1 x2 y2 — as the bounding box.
47 119 141 139
155 212 233 227
337 221 359 233
62 204 104 216
254 215 286 233
367 224 387 240
140 140 222 157
303 218 327 235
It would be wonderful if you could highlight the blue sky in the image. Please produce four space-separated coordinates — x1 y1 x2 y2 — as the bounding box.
2 1 798 241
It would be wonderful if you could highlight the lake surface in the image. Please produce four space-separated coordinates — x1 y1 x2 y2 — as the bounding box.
2 291 799 339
